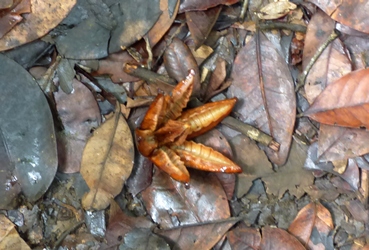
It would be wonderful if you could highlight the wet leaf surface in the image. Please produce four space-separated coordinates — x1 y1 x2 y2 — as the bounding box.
0 54 57 203
141 168 230 229
80 105 134 210
228 32 296 165
155 218 239 250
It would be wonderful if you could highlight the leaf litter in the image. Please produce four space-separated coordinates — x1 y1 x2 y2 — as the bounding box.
1 0 369 248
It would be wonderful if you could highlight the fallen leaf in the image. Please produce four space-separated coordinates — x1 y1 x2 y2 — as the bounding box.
227 223 261 249
257 1 296 20
260 227 305 250
288 202 334 249
186 6 222 49
303 10 352 104
155 218 239 250
305 68 369 129
146 0 180 47
104 200 153 247
164 38 201 96
179 0 238 12
0 214 30 250
228 31 296 165
0 0 31 39
141 168 231 229
228 134 274 198
109 0 162 53
54 80 101 173
317 125 369 162
309 0 369 34
0 0 76 51
0 54 57 203
81 104 134 210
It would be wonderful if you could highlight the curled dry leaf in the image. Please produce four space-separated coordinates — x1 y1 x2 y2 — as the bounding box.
305 68 369 129
228 32 296 165
0 0 76 51
81 104 134 210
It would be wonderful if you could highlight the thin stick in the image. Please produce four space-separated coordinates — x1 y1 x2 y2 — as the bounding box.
295 29 339 92
257 22 307 33
239 0 249 22
221 116 280 151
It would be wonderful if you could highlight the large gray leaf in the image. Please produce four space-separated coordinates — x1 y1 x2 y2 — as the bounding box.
0 54 57 204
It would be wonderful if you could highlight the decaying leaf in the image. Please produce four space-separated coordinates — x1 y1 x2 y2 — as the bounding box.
305 68 369 129
309 0 369 34
0 0 76 51
81 104 134 210
0 214 30 250
228 32 296 165
288 202 334 249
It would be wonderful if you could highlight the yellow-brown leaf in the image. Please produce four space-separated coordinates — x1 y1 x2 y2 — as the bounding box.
81 105 134 210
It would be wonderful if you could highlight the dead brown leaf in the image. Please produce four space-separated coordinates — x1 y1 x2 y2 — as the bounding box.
0 0 76 51
305 68 369 129
81 104 134 210
141 168 231 229
260 227 305 250
309 0 369 34
288 202 334 249
0 214 30 250
228 32 296 165
155 218 239 250
303 10 352 104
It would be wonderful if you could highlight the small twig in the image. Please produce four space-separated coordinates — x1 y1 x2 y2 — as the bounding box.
257 22 307 33
295 29 340 92
123 64 176 86
239 0 249 22
144 36 153 70
221 116 280 151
